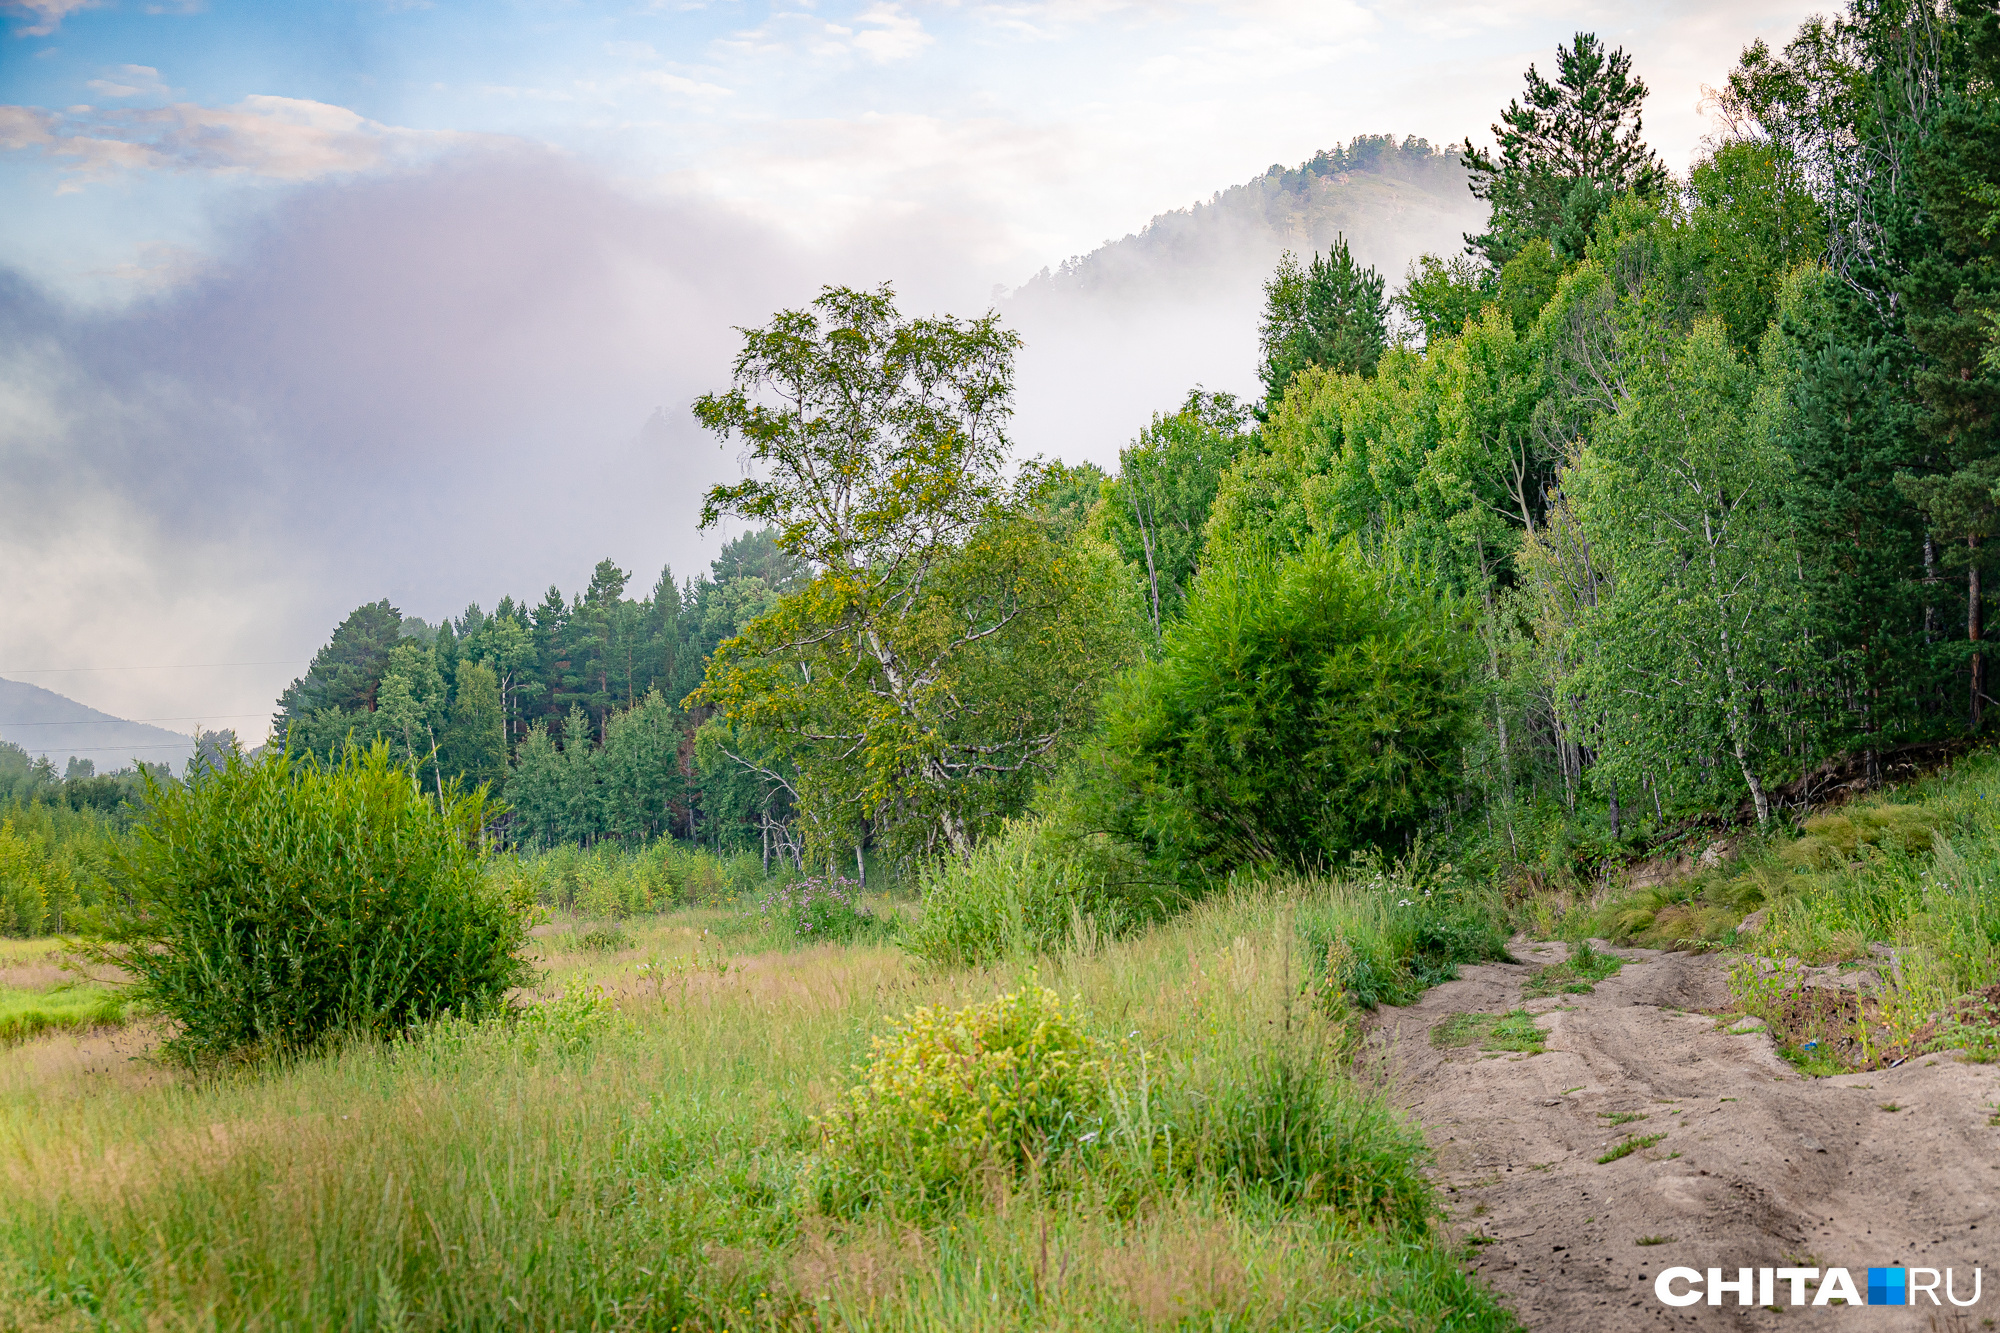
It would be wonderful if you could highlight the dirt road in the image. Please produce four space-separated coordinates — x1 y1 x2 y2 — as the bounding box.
1371 940 2000 1330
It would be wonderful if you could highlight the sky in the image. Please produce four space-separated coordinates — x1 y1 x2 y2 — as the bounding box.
0 0 1823 747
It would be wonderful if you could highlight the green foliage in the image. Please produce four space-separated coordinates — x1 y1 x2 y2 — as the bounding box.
1463 31 1666 265
1493 238 1564 332
759 875 889 944
490 838 764 917
693 287 1142 864
901 811 1139 968
1684 141 1827 351
1090 544 1472 888
1257 239 1389 407
1093 389 1253 637
0 803 123 937
1561 315 1812 825
699 510 1138 866
1206 1042 1434 1218
512 980 617 1061
440 659 507 795
90 741 538 1064
1296 865 1511 1012
813 983 1106 1216
1395 252 1492 346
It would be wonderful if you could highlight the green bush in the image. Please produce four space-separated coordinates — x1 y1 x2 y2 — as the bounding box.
91 741 537 1064
1087 542 1471 892
759 874 889 944
513 980 617 1060
903 813 1134 967
813 983 1106 1215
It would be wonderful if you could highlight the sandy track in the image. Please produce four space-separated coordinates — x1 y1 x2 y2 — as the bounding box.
1369 940 2000 1330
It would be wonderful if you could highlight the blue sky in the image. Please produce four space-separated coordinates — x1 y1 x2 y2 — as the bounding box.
0 0 1821 737
4 0 1823 302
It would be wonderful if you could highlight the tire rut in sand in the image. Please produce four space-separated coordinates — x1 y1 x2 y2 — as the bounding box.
1369 938 2000 1330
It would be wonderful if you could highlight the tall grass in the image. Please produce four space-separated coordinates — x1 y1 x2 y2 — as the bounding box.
1537 749 2000 1064
492 838 769 917
0 888 1517 1332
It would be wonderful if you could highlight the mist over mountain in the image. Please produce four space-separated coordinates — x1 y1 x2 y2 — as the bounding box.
1003 136 1483 459
0 678 193 776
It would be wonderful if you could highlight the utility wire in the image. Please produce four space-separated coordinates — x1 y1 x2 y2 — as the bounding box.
0 714 272 726
0 661 305 673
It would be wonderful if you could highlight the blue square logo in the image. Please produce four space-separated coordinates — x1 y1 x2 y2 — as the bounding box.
1868 1268 1907 1306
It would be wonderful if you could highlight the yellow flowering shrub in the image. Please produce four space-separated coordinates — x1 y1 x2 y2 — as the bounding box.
813 983 1105 1215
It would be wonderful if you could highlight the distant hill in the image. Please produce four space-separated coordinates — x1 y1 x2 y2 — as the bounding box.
1012 135 1477 306
1003 135 1487 462
0 678 193 775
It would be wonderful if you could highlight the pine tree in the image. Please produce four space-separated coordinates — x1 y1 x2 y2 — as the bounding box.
1464 32 1667 265
1257 238 1388 409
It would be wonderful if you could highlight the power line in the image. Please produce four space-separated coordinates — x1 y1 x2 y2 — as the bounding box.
0 661 305 674
0 714 272 727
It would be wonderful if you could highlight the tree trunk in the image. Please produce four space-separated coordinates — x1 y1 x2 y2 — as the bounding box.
1129 484 1163 638
1607 778 1620 839
1970 539 1983 732
1731 734 1771 828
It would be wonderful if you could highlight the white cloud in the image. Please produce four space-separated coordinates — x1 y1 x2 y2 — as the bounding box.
853 4 934 61
3 0 98 37
637 70 736 99
87 64 172 98
718 2 936 64
0 95 471 190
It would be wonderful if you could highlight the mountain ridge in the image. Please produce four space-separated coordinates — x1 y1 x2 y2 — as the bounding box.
0 678 194 775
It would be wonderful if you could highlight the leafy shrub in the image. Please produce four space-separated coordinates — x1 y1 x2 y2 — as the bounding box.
813 983 1105 1215
903 814 1134 967
514 980 616 1059
761 875 888 944
91 741 538 1064
574 923 633 952
1086 543 1471 892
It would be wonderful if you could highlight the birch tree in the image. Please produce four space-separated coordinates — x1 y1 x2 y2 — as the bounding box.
690 285 1138 862
1566 318 1810 826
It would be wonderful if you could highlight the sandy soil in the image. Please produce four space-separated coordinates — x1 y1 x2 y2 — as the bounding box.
1370 939 2000 1331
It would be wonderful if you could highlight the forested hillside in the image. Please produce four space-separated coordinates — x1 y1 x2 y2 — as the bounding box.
265 0 1999 910
0 678 193 776
1010 135 1476 305
269 530 807 852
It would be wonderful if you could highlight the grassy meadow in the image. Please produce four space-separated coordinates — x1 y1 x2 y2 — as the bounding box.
0 878 1516 1333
